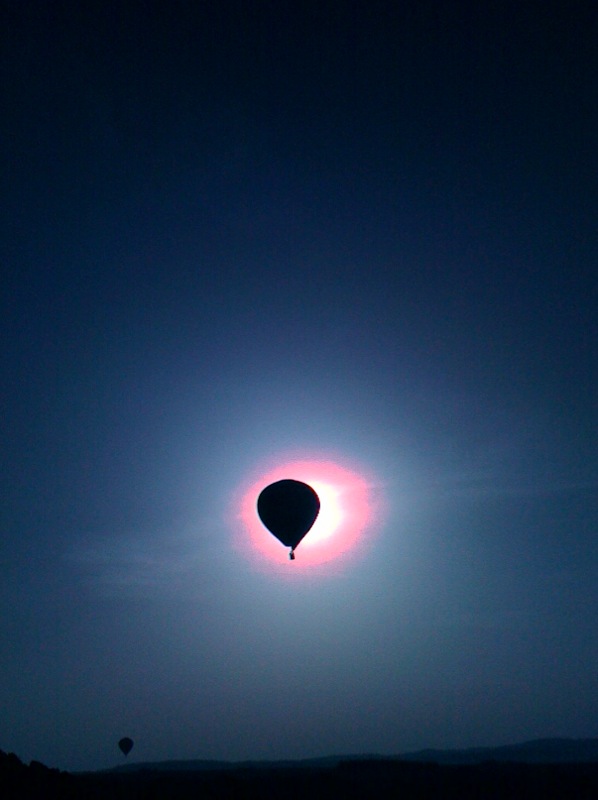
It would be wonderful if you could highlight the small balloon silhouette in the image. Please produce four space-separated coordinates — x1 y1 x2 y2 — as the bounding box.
118 737 134 757
257 479 320 559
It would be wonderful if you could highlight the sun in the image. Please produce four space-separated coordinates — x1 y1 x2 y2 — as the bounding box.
236 457 374 568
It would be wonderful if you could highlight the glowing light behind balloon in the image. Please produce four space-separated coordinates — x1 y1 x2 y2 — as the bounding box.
237 458 374 568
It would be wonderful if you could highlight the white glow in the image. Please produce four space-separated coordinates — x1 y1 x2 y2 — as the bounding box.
301 482 344 546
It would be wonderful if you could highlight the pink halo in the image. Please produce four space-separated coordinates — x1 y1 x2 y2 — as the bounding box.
236 457 375 569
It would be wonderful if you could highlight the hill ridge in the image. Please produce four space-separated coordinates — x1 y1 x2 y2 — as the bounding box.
102 737 598 773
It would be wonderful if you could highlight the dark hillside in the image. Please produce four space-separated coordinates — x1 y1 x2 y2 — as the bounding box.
3 749 598 799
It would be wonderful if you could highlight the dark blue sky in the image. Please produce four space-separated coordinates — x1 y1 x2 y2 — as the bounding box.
2 1 597 771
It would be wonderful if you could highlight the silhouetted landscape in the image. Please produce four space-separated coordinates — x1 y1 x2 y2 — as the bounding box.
3 740 598 799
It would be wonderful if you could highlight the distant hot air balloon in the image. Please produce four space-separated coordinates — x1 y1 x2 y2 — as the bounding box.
257 479 320 560
118 737 134 757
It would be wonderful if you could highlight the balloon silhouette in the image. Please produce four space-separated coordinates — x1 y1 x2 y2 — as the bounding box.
118 737 134 757
257 479 320 560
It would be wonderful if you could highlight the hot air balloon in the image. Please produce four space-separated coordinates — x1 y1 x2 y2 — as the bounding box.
257 479 320 559
118 737 134 757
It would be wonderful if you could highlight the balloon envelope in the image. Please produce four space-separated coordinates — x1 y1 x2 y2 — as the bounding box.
118 737 134 756
257 479 320 552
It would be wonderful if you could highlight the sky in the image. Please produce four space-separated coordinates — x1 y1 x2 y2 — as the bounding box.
2 0 597 772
